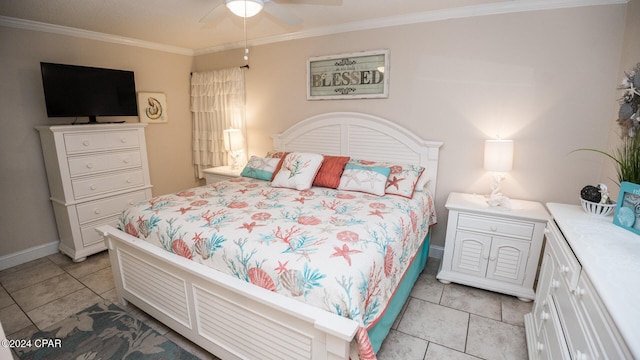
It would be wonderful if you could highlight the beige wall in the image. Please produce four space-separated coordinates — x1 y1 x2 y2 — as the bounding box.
602 0 640 195
195 4 629 248
0 27 198 257
0 2 634 260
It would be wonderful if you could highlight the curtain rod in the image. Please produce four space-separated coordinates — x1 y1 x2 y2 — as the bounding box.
190 65 249 76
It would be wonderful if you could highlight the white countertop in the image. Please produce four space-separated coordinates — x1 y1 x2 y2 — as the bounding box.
547 203 640 358
446 193 550 222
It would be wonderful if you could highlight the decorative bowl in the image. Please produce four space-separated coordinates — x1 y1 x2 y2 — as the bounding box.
580 198 616 216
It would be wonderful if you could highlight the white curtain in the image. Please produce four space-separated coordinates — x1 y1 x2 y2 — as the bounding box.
191 68 246 179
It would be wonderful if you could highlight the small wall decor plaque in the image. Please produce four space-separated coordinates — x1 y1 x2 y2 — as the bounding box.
613 181 640 235
138 92 168 123
307 49 389 100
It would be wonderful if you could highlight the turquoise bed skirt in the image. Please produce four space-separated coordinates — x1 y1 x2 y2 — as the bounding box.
368 234 430 353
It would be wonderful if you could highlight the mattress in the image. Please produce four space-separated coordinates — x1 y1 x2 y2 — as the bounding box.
118 177 436 353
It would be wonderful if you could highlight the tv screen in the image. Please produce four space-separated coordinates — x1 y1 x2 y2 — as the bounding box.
40 62 138 123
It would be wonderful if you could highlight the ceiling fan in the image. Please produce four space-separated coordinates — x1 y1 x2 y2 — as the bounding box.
200 0 342 26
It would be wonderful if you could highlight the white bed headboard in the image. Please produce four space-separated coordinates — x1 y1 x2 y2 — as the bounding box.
272 112 443 196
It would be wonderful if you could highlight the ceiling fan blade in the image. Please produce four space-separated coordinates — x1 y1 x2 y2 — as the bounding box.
199 0 227 23
263 2 303 26
273 0 342 4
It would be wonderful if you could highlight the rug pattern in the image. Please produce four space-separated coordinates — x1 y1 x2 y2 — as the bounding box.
16 302 202 360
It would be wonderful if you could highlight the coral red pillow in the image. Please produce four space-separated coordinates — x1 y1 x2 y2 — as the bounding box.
312 155 350 188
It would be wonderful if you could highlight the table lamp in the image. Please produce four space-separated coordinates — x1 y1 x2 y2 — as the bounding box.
224 128 244 169
484 139 513 208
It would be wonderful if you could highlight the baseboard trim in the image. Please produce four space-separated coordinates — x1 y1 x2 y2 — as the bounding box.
429 245 444 260
0 241 60 271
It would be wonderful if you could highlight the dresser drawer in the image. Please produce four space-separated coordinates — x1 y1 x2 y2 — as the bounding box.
72 170 145 199
68 151 142 177
538 301 571 360
576 274 632 359
552 271 597 359
80 215 118 247
547 222 580 287
64 130 140 154
457 213 534 239
76 190 148 224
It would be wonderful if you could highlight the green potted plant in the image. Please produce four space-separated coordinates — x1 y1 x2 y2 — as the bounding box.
574 63 640 214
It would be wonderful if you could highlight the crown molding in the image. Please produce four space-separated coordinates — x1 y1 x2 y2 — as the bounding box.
194 0 628 55
0 16 194 56
0 0 628 57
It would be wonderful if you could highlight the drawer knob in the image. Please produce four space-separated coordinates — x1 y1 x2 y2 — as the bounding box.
560 265 569 274
126 178 132 184
572 287 585 298
86 163 94 169
94 208 101 214
575 350 588 360
551 279 560 290
537 342 544 352
90 185 97 190
83 140 90 146
490 225 498 231
128 200 135 205
120 138 127 143
540 311 549 321
123 159 130 164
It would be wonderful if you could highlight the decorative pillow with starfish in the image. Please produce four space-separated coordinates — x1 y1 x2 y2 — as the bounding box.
349 159 426 198
337 163 391 196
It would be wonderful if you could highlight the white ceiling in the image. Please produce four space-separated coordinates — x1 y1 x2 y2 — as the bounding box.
0 0 627 55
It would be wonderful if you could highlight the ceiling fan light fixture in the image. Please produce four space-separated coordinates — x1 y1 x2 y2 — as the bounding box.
225 0 264 18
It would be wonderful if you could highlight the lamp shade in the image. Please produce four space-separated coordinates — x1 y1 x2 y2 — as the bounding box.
225 0 264 17
223 128 243 152
484 139 513 172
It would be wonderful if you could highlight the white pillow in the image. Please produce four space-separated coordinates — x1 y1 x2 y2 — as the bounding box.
271 152 324 190
338 164 391 196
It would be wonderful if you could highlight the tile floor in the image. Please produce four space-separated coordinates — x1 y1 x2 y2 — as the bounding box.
0 251 531 360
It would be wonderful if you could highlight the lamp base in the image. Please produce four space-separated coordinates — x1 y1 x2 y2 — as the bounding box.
487 193 512 209
228 151 243 170
487 173 512 209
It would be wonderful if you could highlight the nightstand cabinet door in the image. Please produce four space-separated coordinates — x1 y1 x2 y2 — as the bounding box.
451 230 491 277
486 237 530 285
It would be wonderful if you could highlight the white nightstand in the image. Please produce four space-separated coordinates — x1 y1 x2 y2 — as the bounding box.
203 166 243 184
437 192 550 301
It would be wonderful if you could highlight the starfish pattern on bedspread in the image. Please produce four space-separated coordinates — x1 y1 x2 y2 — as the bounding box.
118 178 436 358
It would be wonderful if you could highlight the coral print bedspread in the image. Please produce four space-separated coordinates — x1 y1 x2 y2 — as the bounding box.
118 177 436 356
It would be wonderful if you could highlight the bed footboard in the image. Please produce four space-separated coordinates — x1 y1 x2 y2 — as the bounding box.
96 225 358 360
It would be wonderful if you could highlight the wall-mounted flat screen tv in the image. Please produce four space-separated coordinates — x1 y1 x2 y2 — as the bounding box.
40 62 138 124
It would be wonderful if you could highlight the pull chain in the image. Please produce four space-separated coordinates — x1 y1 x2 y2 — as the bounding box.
243 0 249 63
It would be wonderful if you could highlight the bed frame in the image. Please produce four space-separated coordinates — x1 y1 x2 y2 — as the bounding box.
97 112 443 360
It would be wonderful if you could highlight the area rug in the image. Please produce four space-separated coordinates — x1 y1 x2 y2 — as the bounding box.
16 302 204 360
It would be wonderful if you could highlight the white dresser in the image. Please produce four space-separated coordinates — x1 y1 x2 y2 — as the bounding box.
437 192 549 301
524 203 636 359
36 124 152 261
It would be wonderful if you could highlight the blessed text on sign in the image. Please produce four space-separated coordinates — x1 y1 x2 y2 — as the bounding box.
307 50 389 100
